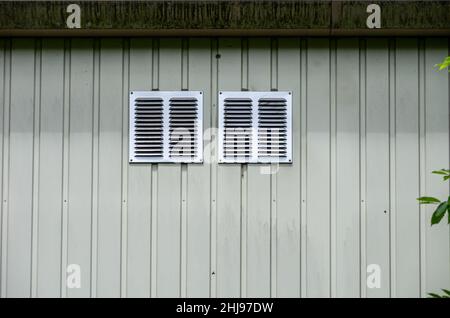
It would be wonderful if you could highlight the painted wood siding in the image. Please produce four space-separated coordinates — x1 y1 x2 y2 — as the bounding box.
0 37 448 298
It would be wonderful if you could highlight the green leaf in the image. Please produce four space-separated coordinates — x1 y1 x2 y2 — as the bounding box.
442 289 450 296
447 206 450 224
448 205 450 224
435 63 446 70
417 196 441 204
436 57 450 71
444 175 450 181
448 196 450 224
428 292 442 298
432 170 449 175
431 202 448 225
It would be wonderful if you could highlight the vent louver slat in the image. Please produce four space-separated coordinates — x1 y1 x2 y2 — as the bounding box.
130 91 203 163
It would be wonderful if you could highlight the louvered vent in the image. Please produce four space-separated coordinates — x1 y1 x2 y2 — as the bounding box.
130 91 203 163
218 91 292 163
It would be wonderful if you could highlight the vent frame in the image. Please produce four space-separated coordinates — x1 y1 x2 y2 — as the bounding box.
129 91 203 163
218 91 292 164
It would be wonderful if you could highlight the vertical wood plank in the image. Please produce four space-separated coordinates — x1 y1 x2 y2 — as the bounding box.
66 39 94 298
269 38 278 298
96 39 124 297
276 38 301 297
240 39 248 298
120 40 130 298
209 39 219 298
216 38 242 297
0 39 5 297
180 39 189 298
30 40 42 298
36 39 65 297
335 39 361 297
150 39 159 297
246 38 272 297
156 38 182 297
418 39 427 298
305 38 331 298
60 39 70 298
300 39 308 298
329 39 337 298
90 39 100 297
395 38 421 297
127 38 152 298
424 38 450 294
365 39 390 298
7 39 35 297
186 38 211 297
359 39 368 298
0 39 7 298
388 40 397 297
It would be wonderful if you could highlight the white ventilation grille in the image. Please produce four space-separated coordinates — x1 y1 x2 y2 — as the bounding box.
130 91 203 163
218 91 292 163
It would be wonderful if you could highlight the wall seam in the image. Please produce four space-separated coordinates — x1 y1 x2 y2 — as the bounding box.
418 38 427 298
120 38 130 298
209 38 218 298
269 37 278 298
388 38 398 298
31 38 42 298
0 39 4 298
180 38 189 298
359 38 367 298
448 37 450 297
296 37 301 298
150 38 159 297
90 38 100 298
0 39 11 298
60 38 71 298
300 38 308 298
330 38 337 298
239 37 249 298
